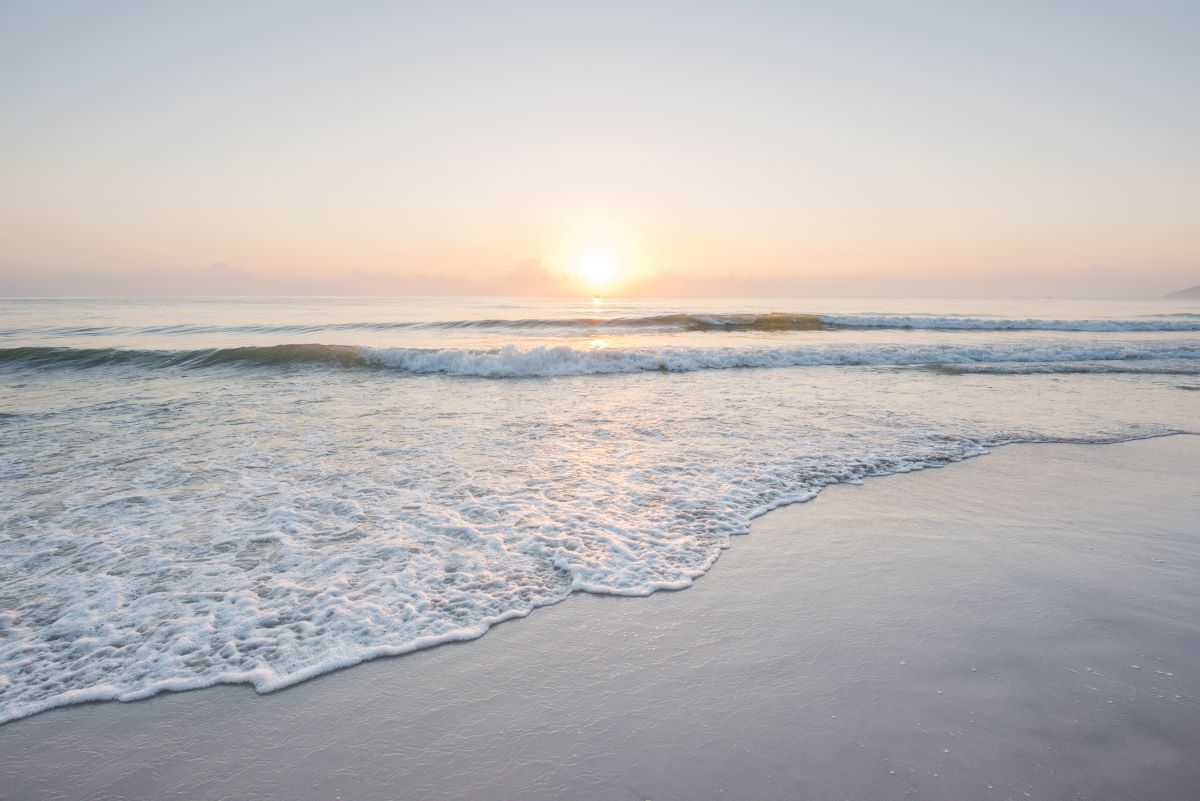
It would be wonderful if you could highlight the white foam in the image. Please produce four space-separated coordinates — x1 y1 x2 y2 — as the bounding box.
2 426 991 724
363 341 1200 377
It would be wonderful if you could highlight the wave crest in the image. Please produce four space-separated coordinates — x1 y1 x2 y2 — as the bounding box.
6 341 1200 377
7 312 1200 338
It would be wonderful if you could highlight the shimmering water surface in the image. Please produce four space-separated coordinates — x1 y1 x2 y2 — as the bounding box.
1 296 1197 724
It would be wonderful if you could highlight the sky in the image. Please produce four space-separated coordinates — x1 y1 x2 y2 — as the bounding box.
1 0 1198 298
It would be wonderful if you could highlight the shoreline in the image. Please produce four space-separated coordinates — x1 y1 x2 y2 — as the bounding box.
2 435 1199 800
3 431 1189 727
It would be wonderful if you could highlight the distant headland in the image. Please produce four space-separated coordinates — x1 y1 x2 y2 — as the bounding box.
1164 284 1200 299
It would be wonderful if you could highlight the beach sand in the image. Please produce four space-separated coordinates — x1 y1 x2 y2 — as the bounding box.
2 436 1198 801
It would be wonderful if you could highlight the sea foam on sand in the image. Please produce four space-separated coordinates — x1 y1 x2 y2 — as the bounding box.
1 436 1197 801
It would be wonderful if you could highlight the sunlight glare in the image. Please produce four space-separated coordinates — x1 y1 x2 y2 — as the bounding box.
572 246 622 292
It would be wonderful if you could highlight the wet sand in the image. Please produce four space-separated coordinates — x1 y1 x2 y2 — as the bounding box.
2 436 1198 801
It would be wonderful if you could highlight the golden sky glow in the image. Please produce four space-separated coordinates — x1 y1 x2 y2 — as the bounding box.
1 2 1198 297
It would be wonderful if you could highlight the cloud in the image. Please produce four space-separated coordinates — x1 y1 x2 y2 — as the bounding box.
488 258 577 295
501 258 553 289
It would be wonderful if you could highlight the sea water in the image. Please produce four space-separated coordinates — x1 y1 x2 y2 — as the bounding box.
1 296 1197 723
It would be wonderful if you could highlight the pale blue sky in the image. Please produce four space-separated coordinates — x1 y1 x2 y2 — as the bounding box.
1 0 1197 296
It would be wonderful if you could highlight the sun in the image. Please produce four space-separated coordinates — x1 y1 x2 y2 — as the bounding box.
571 245 622 292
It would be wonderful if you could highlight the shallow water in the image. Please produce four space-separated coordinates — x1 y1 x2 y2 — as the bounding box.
1 296 1198 723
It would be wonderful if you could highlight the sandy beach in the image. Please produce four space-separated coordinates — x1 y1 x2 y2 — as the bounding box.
1 435 1196 801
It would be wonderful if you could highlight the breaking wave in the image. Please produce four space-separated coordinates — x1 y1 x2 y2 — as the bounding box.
4 341 1200 376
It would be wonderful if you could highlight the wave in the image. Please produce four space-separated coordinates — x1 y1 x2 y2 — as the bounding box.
818 313 1200 332
5 312 1200 338
0 344 366 370
5 341 1200 376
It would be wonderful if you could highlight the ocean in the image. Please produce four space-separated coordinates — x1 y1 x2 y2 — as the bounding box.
1 296 1198 724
